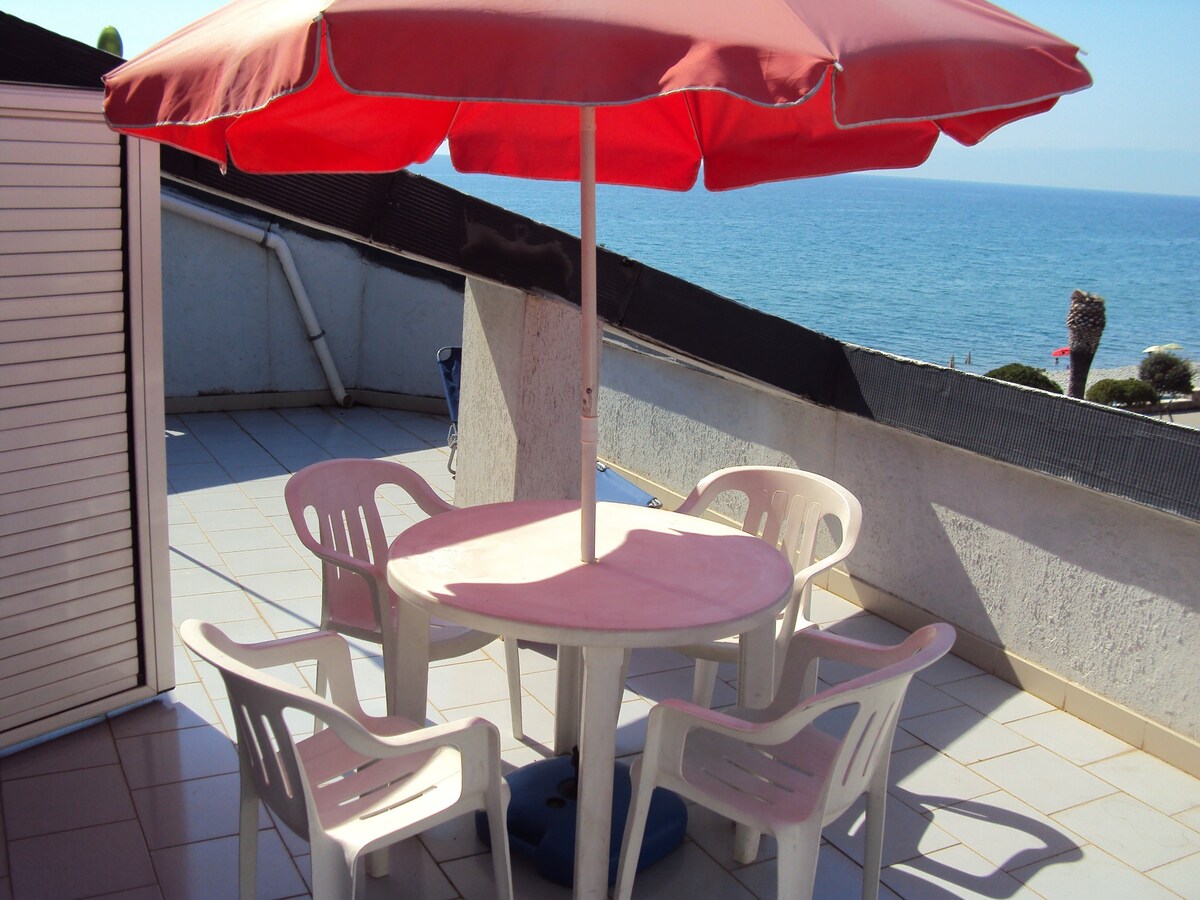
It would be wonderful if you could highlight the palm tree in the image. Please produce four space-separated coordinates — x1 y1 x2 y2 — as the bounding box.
1066 290 1106 399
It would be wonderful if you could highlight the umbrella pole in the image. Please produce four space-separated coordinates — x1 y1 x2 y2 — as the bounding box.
580 106 598 564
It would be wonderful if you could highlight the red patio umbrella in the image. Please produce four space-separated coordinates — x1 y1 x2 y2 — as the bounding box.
103 0 1091 562
1052 347 1072 357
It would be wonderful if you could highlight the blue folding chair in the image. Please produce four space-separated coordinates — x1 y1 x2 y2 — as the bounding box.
436 346 660 508
436 346 462 474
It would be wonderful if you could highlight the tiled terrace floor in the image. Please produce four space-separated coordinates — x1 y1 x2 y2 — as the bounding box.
3 405 1200 899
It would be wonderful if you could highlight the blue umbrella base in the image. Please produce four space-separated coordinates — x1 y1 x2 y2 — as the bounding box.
475 753 687 887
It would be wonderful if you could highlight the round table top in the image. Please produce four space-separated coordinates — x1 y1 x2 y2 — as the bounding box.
386 499 794 648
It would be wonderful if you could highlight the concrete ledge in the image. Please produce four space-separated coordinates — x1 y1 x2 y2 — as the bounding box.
822 567 1200 780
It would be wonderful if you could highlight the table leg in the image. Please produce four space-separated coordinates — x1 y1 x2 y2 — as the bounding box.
733 622 775 863
554 645 583 754
737 621 775 709
393 601 431 724
573 646 624 900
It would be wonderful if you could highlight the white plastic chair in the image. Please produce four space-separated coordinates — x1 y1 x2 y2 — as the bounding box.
673 466 863 707
285 458 527 737
615 623 956 900
179 619 514 900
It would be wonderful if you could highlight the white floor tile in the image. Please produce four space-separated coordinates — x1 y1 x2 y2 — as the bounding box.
925 790 1083 872
1007 709 1132 766
882 842 1043 899
971 746 1116 815
1053 793 1200 871
889 743 999 813
427 659 511 710
206 526 292 554
902 705 1033 765
736 840 904 900
939 673 1056 723
1087 749 1200 816
823 792 958 869
1010 844 1178 899
1147 850 1200 898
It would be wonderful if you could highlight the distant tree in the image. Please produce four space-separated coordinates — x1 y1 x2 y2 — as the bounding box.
984 363 1063 394
1086 378 1159 408
97 26 123 57
1065 289 1106 399
1138 352 1194 396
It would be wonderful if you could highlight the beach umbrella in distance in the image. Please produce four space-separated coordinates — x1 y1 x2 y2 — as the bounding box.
1051 346 1070 365
103 0 1093 563
1143 343 1184 353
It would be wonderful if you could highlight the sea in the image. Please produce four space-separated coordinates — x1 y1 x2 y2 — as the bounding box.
411 156 1199 376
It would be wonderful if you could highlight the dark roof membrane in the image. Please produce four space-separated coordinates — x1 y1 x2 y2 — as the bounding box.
0 12 121 89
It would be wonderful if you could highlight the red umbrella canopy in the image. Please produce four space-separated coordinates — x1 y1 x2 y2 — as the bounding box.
105 0 1090 563
103 0 1091 190
1052 347 1071 357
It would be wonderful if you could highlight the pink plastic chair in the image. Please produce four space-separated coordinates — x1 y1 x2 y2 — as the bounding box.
180 619 513 899
616 623 956 900
673 466 863 706
285 458 526 736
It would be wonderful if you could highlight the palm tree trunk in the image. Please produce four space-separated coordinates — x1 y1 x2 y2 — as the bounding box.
1066 290 1106 399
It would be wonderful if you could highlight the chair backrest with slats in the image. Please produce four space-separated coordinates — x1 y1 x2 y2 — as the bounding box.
225 668 312 836
180 621 320 837
676 467 862 641
285 459 455 633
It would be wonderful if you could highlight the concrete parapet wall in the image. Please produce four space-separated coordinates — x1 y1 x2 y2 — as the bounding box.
161 192 464 404
598 339 1200 748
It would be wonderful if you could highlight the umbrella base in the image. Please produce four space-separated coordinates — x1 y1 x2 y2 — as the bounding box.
475 753 687 886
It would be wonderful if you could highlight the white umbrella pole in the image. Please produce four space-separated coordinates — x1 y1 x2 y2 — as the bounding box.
580 106 599 564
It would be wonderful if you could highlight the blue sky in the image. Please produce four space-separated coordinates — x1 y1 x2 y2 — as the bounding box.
6 0 1198 196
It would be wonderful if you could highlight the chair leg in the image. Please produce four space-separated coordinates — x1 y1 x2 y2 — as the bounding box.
613 758 654 900
862 784 887 900
311 835 355 900
503 636 524 740
238 768 259 900
775 826 821 900
692 657 719 707
365 846 390 878
486 781 515 899
313 660 328 733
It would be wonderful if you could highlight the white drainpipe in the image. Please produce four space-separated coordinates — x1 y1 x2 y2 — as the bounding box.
161 193 351 407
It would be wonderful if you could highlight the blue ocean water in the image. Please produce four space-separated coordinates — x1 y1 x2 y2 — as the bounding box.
413 157 1199 375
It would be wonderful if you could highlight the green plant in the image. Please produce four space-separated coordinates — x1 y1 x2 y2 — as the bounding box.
1086 378 1159 408
1138 351 1194 396
983 363 1063 394
97 26 123 57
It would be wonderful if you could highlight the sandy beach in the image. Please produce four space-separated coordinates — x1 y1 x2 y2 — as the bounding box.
1041 362 1144 392
1039 360 1200 428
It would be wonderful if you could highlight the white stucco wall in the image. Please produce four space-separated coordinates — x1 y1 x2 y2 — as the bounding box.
599 339 1200 742
161 194 464 401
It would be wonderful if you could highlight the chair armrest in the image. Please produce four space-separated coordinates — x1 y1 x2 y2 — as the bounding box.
180 620 368 716
326 715 503 795
292 533 380 583
646 697 832 765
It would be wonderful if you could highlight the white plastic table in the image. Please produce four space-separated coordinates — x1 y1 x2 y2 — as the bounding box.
386 499 793 899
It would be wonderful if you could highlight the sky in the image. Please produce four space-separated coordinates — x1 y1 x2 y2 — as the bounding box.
6 0 1199 197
